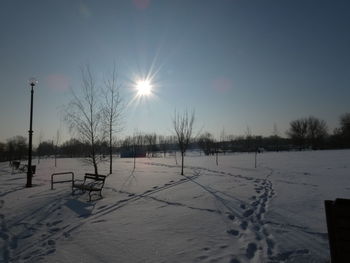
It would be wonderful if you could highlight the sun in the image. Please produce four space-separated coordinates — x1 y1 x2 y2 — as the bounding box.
136 80 152 96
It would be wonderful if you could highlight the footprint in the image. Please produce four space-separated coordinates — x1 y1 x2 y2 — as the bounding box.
240 221 248 230
253 225 261 232
246 242 257 259
243 209 254 217
251 201 259 207
267 238 275 255
46 248 56 255
230 258 240 263
259 207 266 214
51 220 62 226
196 255 208 260
227 229 239 236
47 240 55 246
49 227 60 233
240 204 246 210
227 214 235 220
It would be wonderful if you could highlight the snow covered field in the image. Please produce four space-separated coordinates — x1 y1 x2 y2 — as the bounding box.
1 150 349 263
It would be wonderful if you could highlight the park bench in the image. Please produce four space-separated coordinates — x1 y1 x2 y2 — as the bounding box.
72 173 107 201
10 161 20 169
18 164 36 174
324 198 350 263
11 161 21 173
10 161 36 175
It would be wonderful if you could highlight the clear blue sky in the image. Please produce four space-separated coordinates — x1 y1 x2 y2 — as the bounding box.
1 0 349 144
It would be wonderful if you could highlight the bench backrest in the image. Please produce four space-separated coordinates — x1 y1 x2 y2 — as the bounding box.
85 173 107 181
325 198 350 262
84 173 107 188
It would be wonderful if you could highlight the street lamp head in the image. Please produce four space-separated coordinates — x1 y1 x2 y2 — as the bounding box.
29 77 38 87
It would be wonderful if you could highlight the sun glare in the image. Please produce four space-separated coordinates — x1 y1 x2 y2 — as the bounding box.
136 80 152 96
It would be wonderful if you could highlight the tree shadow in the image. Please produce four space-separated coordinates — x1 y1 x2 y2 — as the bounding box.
119 169 137 191
65 199 95 218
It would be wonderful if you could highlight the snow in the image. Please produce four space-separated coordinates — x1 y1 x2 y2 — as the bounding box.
1 150 349 262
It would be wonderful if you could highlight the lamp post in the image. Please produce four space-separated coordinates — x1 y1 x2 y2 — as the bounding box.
26 78 37 187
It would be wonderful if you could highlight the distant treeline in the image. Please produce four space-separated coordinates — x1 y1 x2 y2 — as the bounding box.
1 113 349 162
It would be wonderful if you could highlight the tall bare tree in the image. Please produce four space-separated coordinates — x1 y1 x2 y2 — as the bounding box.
101 65 124 174
132 131 144 170
145 133 157 157
288 116 327 149
173 109 195 175
198 132 215 156
306 116 328 149
65 65 101 175
158 135 169 157
337 113 350 147
37 131 44 164
287 118 308 149
54 130 60 167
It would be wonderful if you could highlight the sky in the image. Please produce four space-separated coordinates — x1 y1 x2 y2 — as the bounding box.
0 0 349 144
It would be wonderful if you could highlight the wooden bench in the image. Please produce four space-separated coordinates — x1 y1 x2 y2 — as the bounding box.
325 198 350 263
73 173 107 201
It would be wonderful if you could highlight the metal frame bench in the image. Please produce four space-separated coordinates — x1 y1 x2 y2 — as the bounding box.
72 173 107 201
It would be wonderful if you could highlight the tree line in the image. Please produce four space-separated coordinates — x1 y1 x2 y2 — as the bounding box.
1 112 349 163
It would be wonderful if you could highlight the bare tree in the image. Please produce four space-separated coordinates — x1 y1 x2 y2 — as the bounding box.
245 126 253 151
6 136 27 161
132 131 144 170
287 118 308 149
198 132 215 156
37 131 44 164
101 64 124 174
220 127 228 155
65 65 101 175
306 116 328 149
173 109 195 175
338 113 350 147
144 133 157 157
287 117 327 149
158 135 170 157
273 123 279 137
54 130 60 167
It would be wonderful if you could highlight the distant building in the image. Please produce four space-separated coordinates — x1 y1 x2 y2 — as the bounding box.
120 149 146 158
